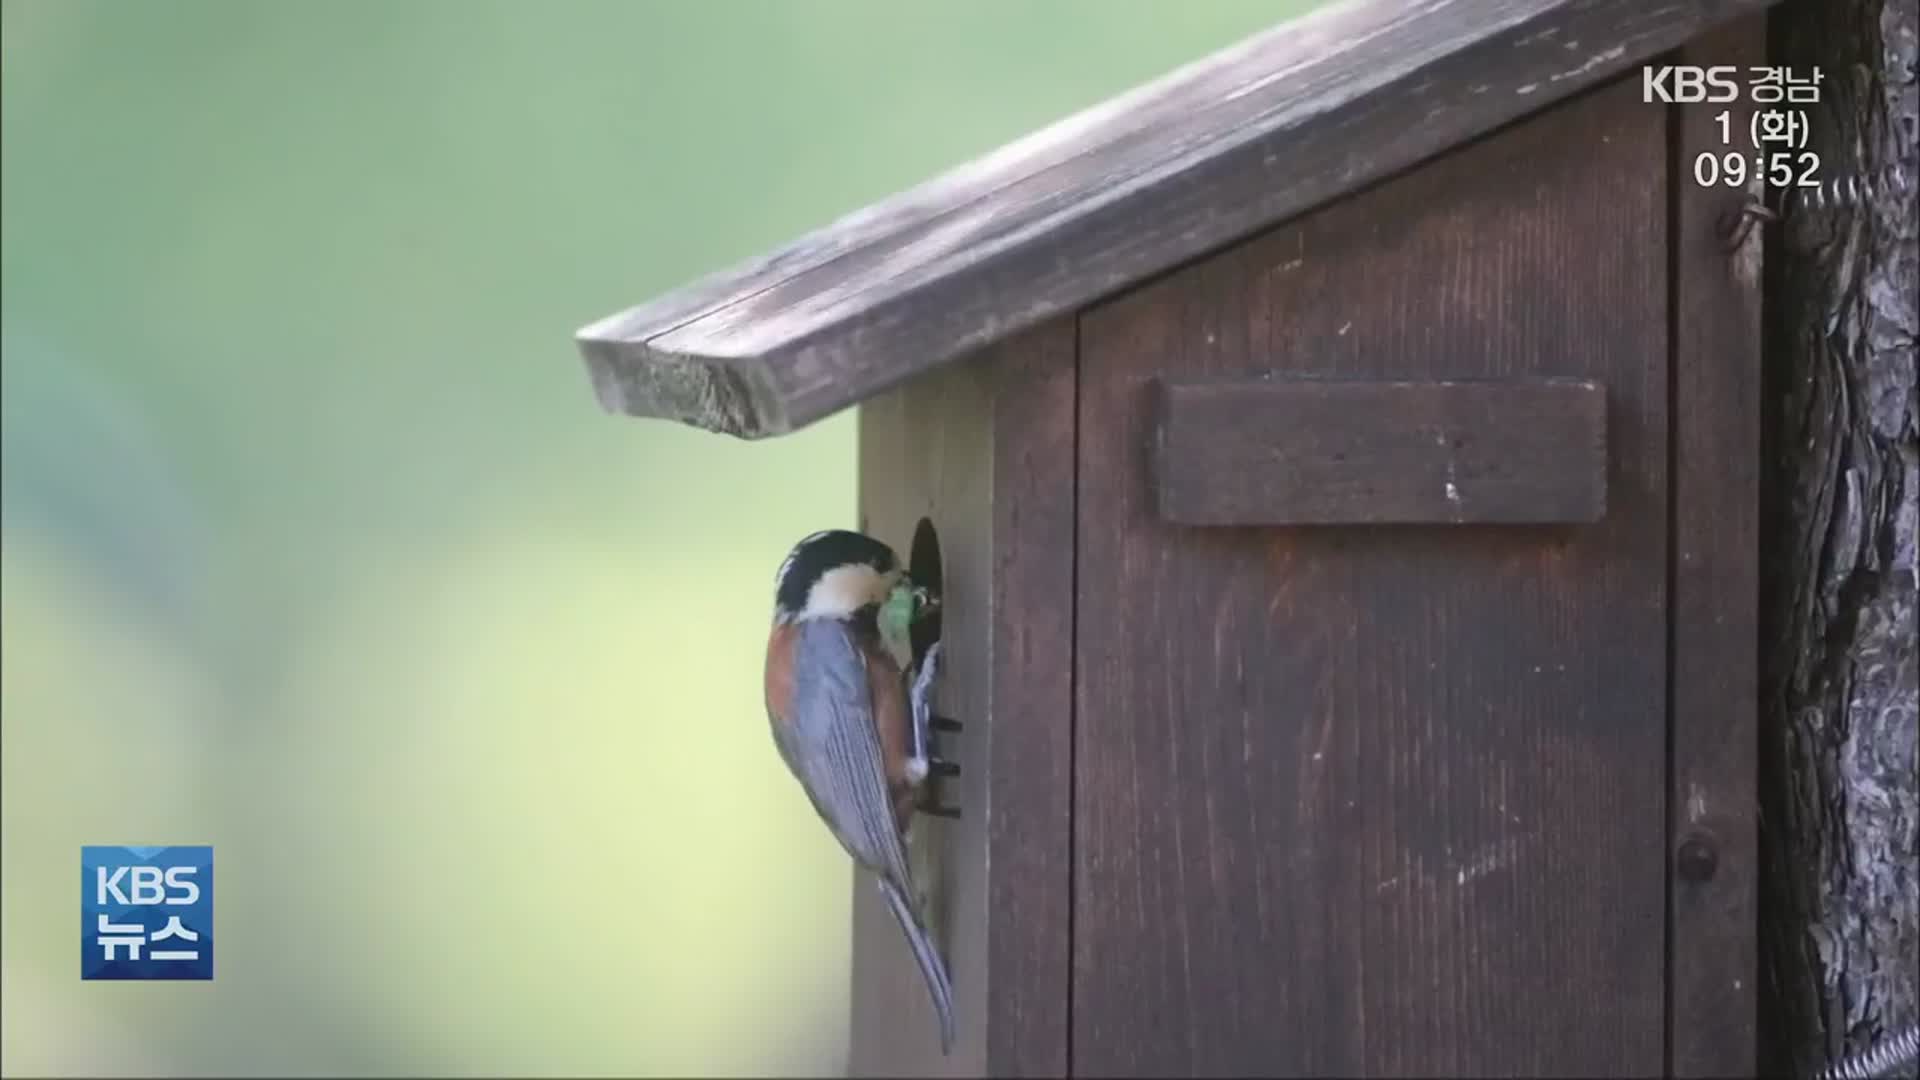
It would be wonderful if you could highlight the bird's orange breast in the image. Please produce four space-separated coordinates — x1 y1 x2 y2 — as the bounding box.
764 621 798 725
862 634 916 832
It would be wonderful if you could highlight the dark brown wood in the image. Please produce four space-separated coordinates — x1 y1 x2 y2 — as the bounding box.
983 325 1078 1078
1152 377 1608 526
1667 17 1762 1079
850 320 1075 1077
575 0 1777 439
1074 75 1668 1077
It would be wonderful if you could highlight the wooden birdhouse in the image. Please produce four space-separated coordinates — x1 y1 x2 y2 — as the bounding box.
574 0 1773 1074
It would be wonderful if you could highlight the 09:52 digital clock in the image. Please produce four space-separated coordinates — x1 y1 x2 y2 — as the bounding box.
1693 150 1821 190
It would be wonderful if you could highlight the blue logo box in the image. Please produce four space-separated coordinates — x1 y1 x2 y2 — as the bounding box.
81 845 213 980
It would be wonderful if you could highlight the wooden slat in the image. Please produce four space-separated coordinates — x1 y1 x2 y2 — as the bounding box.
1074 75 1669 1077
984 329 1077 1078
1667 16 1761 1079
576 0 1776 439
850 322 1075 1077
1152 377 1608 525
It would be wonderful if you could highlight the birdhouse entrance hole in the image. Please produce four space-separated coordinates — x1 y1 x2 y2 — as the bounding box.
908 516 942 670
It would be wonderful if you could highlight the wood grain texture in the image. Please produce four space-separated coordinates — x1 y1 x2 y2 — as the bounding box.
576 0 1776 439
983 326 1077 1078
850 321 1075 1077
1152 377 1608 525
1667 17 1762 1079
1074 76 1668 1077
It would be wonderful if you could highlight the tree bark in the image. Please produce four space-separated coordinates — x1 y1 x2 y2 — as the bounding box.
1762 0 1919 1075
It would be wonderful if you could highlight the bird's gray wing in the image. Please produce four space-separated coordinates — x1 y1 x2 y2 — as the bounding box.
787 617 917 891
768 714 841 834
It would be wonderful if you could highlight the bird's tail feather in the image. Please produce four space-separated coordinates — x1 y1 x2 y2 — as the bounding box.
879 876 955 1055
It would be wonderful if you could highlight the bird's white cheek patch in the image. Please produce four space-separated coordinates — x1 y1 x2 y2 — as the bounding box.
805 564 884 618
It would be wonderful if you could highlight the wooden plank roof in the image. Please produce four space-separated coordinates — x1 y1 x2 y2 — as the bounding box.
575 0 1772 439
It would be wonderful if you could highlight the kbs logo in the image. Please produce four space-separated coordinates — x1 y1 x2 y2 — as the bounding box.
1642 65 1741 103
81 846 213 980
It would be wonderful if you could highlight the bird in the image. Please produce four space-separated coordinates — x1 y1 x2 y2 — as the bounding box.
763 528 956 1054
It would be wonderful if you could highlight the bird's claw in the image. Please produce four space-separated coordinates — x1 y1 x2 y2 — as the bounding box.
916 799 962 820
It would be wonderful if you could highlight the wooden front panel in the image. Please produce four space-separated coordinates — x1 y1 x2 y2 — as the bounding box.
1073 77 1667 1078
1669 19 1762 1077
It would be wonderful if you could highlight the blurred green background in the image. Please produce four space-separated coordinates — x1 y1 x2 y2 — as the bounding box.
1 2 1307 1074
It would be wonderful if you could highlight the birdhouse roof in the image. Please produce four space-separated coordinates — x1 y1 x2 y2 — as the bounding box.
575 0 1770 439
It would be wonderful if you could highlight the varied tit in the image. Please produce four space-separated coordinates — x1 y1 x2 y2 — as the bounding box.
764 529 954 1053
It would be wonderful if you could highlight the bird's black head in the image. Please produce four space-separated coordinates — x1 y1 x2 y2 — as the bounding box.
773 529 902 622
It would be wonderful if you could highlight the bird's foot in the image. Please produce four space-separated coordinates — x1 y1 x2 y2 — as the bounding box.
914 754 962 820
916 798 962 820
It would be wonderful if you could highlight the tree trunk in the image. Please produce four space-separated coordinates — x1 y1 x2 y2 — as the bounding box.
1761 0 1919 1075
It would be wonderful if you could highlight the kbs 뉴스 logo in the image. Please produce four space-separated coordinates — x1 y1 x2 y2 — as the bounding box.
81 845 213 980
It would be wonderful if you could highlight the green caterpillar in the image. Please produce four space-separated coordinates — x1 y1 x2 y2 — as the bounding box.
879 581 935 669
